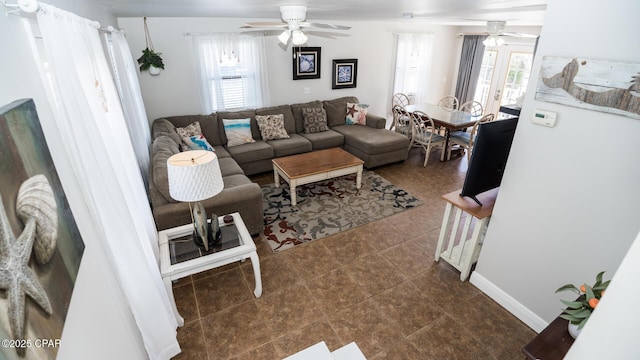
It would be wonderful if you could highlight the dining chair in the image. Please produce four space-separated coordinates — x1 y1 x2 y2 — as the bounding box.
411 110 446 167
392 105 414 148
437 95 459 110
390 93 410 130
447 113 495 162
459 100 484 117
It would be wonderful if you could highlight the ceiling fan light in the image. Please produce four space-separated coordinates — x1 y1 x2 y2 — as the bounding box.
291 29 308 45
483 35 504 47
278 30 291 45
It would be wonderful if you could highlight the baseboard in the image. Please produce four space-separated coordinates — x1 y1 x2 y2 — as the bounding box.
469 272 548 333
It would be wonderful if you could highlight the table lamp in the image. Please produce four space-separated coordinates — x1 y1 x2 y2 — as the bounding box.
167 150 224 251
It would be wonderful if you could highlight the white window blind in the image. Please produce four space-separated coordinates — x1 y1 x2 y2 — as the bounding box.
193 34 271 113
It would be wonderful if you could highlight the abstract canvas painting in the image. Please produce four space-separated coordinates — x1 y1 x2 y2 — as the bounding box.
0 99 85 359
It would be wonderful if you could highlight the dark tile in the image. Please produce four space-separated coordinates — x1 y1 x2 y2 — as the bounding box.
328 298 405 358
373 280 446 336
408 315 494 360
410 262 481 314
201 301 271 359
193 267 252 317
254 284 324 336
272 320 343 357
306 268 370 314
229 342 280 360
280 241 342 281
173 283 199 324
381 238 435 277
241 254 302 295
345 253 407 295
172 321 208 360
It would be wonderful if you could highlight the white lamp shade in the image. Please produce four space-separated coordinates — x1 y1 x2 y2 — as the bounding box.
278 30 291 45
291 29 308 45
167 150 224 202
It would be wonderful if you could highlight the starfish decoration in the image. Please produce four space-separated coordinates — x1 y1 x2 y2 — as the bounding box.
346 104 359 117
0 193 53 346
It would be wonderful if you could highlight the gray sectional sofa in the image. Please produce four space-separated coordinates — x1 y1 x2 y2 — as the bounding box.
149 96 410 235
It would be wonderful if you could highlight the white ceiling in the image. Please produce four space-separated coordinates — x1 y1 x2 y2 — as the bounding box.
101 0 547 26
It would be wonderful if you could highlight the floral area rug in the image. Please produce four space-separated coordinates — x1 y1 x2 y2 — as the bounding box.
262 171 423 252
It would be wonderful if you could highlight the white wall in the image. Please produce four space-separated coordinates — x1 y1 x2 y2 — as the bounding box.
0 1 148 359
116 17 460 122
471 0 640 338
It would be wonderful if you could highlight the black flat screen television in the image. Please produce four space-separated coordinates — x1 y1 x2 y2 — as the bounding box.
460 117 519 206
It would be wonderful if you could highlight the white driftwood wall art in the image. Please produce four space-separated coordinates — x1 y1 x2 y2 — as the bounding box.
536 56 640 120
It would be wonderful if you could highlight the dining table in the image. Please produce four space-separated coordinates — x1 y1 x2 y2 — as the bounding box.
404 103 483 161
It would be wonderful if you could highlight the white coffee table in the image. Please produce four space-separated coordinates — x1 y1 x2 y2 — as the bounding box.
158 212 262 326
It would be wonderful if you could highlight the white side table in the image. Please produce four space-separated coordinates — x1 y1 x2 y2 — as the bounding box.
435 188 498 281
159 212 262 326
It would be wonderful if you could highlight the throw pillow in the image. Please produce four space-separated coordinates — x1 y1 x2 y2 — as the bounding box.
255 114 290 141
345 102 369 125
302 107 329 133
222 118 256 147
175 121 202 138
182 134 215 152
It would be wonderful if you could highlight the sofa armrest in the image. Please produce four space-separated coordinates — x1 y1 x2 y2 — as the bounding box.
365 113 386 129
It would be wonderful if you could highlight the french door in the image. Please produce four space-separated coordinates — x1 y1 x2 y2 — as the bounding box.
473 45 534 115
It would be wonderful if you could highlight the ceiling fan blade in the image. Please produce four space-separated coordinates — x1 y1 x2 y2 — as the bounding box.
241 22 288 29
502 31 539 38
304 31 351 39
305 22 351 30
240 30 287 37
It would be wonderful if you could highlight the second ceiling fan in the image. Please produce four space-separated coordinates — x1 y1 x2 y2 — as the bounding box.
241 5 351 46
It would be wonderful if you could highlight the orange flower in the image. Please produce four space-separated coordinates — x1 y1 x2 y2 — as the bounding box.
580 284 587 293
589 298 599 309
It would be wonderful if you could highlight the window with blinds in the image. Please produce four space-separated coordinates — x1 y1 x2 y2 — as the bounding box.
209 59 256 111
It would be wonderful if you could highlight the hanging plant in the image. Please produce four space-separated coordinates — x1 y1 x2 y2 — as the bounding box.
137 17 164 75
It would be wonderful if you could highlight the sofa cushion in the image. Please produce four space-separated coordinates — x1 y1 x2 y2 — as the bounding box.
213 145 232 158
152 136 180 203
267 134 312 157
218 157 244 177
291 100 323 133
217 109 258 142
222 118 256 147
256 105 295 134
255 114 290 141
299 129 345 150
225 140 274 165
323 96 359 127
345 102 369 125
152 118 182 145
302 107 329 133
163 114 222 146
332 125 410 155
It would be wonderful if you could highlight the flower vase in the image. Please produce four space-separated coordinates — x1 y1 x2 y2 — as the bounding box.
148 65 162 76
567 322 582 339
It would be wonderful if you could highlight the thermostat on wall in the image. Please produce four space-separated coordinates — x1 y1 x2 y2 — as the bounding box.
532 110 557 127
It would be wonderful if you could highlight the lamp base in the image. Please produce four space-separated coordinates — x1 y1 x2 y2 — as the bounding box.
193 223 222 250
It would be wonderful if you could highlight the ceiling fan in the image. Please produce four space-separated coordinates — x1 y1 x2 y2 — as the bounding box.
240 5 351 46
482 20 538 46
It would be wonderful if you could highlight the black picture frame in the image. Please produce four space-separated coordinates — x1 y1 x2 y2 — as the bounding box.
332 59 358 89
292 47 321 80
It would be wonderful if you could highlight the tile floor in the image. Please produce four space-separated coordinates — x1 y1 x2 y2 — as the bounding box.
170 147 536 359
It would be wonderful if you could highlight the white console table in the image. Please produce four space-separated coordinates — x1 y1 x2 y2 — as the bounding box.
435 188 498 281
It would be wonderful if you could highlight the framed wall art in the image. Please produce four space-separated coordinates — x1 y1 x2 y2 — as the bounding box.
0 98 85 359
536 56 640 119
293 47 321 80
332 59 358 89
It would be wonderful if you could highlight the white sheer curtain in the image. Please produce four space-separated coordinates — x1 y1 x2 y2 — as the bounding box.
30 4 179 359
193 33 271 113
105 30 152 189
393 33 435 104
